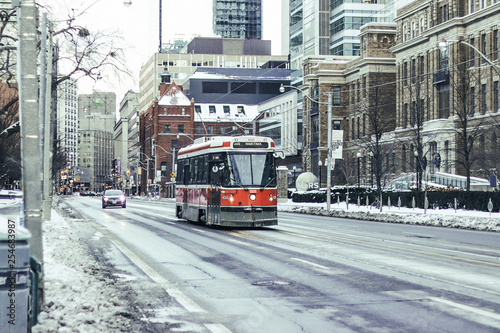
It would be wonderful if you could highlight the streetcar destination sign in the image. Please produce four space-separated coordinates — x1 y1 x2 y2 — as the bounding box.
233 142 269 148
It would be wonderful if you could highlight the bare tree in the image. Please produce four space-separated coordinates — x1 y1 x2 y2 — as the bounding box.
450 57 485 191
406 77 428 191
0 3 131 186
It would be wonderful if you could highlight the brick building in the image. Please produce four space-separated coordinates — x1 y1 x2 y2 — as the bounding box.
140 80 194 195
302 23 397 186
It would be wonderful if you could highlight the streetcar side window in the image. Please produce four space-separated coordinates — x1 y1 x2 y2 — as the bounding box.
202 155 209 183
176 159 184 184
193 157 199 183
189 158 195 183
183 163 190 185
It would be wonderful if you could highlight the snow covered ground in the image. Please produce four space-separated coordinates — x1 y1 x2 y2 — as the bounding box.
278 199 500 232
1 195 500 332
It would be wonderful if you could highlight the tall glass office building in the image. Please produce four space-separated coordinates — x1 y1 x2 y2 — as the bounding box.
213 0 262 39
289 0 398 70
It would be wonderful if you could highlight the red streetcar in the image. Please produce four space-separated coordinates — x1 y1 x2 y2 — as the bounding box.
175 136 278 227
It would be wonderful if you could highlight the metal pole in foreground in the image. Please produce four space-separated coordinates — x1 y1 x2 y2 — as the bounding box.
18 0 44 309
326 92 332 211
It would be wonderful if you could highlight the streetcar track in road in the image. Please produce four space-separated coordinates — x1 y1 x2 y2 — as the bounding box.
275 223 500 268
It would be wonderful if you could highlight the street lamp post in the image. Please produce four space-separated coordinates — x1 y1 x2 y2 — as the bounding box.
369 151 374 188
280 84 334 211
318 160 322 188
356 152 361 188
414 150 419 190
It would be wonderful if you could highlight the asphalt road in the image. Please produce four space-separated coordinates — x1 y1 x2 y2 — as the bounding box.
59 196 500 333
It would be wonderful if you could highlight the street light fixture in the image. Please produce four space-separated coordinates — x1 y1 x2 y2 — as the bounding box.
280 84 334 211
438 38 500 75
123 0 132 6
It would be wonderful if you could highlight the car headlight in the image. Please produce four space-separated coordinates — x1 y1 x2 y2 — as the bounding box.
103 197 109 202
249 194 256 201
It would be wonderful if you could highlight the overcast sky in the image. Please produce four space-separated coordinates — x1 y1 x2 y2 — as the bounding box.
44 0 283 98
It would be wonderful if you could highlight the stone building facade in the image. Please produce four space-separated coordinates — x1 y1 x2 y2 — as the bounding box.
391 0 500 185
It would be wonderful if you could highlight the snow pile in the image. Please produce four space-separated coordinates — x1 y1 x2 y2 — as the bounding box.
32 208 136 332
278 200 500 232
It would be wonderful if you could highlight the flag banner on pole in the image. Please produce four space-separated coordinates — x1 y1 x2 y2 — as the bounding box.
331 130 343 159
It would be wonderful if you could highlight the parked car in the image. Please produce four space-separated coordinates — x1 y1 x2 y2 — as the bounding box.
102 189 126 208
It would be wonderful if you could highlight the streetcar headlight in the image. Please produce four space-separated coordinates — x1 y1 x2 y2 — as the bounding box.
249 194 257 201
229 194 234 202
269 194 274 201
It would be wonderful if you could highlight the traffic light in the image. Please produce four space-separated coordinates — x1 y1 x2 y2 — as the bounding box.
126 170 130 176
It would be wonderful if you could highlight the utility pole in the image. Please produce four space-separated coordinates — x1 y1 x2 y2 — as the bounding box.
17 0 44 310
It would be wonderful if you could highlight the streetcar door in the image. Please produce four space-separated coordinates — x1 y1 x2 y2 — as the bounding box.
208 161 222 224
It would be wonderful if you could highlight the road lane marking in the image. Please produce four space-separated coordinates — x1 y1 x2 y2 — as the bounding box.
205 324 233 333
292 257 330 270
429 297 500 321
94 225 208 313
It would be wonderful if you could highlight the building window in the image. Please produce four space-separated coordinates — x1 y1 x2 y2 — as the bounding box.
403 25 408 42
494 81 499 112
207 125 214 134
220 126 226 134
333 86 341 106
482 84 487 114
471 87 476 115
333 120 341 131
494 30 499 61
237 106 245 115
403 62 408 86
195 125 202 134
164 125 171 133
482 33 487 64
420 56 425 82
420 18 424 33
470 37 475 67
182 108 186 115
209 105 216 114
178 125 184 133
171 140 178 148
163 107 167 115
470 0 474 13
223 105 230 115
412 59 416 84
439 4 448 23
403 103 408 128
194 105 201 113
411 22 415 38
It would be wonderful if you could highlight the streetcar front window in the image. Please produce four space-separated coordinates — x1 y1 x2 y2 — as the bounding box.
225 153 276 187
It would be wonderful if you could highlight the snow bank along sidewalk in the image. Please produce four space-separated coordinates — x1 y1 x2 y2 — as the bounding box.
278 200 500 232
32 207 138 332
